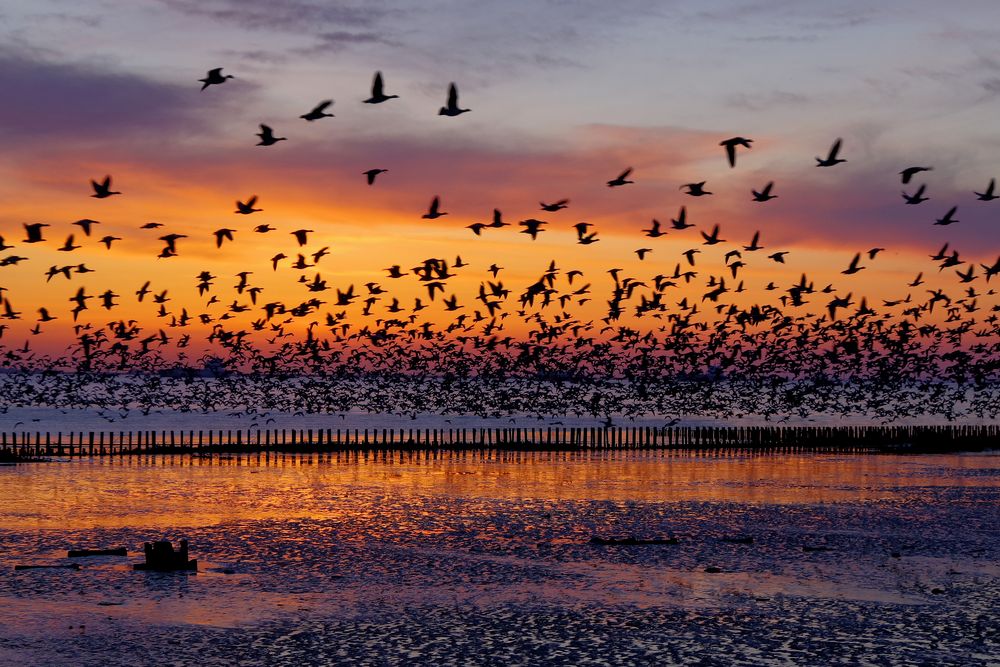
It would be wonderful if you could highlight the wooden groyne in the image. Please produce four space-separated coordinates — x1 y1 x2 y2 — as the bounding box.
0 424 997 457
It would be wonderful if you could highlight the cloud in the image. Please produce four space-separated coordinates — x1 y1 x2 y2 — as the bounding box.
155 0 387 32
0 46 241 146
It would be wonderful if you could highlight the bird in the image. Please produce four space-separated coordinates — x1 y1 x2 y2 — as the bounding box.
768 251 788 263
868 247 886 259
720 137 753 168
574 222 599 244
159 233 187 254
422 197 447 219
256 125 287 146
57 235 81 252
751 182 777 202
98 235 120 249
902 184 928 205
519 219 546 240
199 67 233 91
300 100 334 121
974 178 998 201
934 206 959 226
607 168 634 187
213 228 236 248
291 229 313 246
253 224 275 233
899 166 932 184
235 196 262 214
670 207 693 229
363 169 388 185
816 138 846 166
540 200 569 212
438 83 469 116
681 182 712 196
842 252 866 274
364 71 398 104
90 176 121 198
23 223 49 243
72 219 100 236
642 219 667 238
700 224 725 245
743 231 764 251
635 248 652 260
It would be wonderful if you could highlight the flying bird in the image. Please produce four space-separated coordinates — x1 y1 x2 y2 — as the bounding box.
364 71 398 104
300 100 334 121
23 223 48 243
681 182 712 196
816 138 846 167
363 169 388 185
899 166 932 184
902 184 928 205
974 178 998 201
438 83 469 116
235 196 262 214
751 182 777 202
291 229 313 246
213 228 236 248
91 176 121 199
540 199 569 212
720 136 753 168
199 67 233 90
607 168 634 187
842 252 866 274
256 125 287 146
422 197 447 219
933 206 959 226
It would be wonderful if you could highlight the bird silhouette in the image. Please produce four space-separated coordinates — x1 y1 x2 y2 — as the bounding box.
438 83 469 116
364 71 398 104
364 169 388 185
681 182 712 196
199 67 233 90
607 168 634 187
720 137 753 168
291 229 313 246
902 184 928 205
300 100 334 121
842 252 866 274
899 166 932 184
235 196 262 214
934 206 959 226
90 176 121 199
540 199 569 212
256 125 287 146
213 228 236 248
816 138 846 166
974 178 998 201
72 219 100 236
422 197 447 219
751 182 777 202
23 223 48 243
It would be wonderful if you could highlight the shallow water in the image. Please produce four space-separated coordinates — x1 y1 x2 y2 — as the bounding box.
0 451 997 666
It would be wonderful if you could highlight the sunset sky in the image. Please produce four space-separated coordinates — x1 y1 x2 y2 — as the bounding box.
1 1 999 352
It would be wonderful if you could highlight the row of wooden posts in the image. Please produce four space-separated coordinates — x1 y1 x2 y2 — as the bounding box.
1 424 998 457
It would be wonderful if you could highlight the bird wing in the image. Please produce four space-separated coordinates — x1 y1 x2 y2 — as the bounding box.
828 138 842 159
724 142 736 168
447 83 458 109
372 72 384 96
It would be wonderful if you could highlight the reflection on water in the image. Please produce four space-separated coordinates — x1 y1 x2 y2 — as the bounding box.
1 451 997 530
0 451 997 666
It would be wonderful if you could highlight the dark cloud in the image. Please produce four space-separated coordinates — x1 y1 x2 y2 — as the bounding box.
0 47 238 145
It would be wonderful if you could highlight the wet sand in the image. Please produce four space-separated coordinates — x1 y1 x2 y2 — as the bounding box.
0 451 997 665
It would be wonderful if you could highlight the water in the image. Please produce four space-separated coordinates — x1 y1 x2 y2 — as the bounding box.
0 451 997 665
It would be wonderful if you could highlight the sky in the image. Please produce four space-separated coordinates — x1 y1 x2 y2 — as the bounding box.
0 1 999 353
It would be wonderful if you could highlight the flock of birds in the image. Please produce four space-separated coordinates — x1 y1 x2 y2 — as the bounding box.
0 68 998 424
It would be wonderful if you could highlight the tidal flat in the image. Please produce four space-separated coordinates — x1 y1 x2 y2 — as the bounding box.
0 451 997 666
